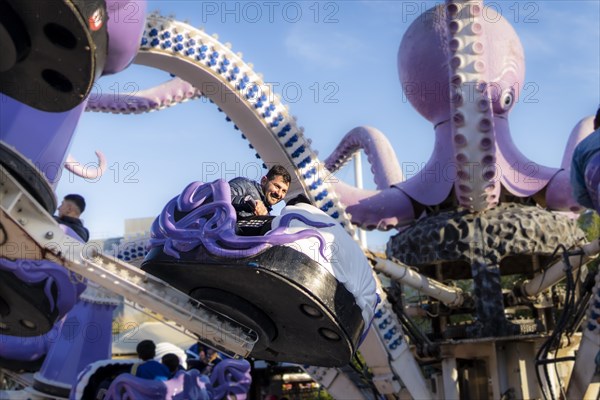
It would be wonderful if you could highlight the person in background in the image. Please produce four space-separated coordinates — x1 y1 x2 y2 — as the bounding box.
131 340 170 381
161 353 184 378
54 193 90 242
186 342 209 372
229 165 291 219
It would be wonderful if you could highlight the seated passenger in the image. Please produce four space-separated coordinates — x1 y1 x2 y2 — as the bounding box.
186 342 213 373
54 193 90 242
229 165 291 219
143 187 371 365
131 340 170 381
271 194 379 328
161 353 185 378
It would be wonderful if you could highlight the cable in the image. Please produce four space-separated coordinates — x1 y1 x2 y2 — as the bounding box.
348 353 381 400
534 245 564 400
553 251 575 400
567 269 595 336
534 244 582 400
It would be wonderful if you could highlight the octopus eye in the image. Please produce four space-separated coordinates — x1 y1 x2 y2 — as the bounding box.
500 90 514 111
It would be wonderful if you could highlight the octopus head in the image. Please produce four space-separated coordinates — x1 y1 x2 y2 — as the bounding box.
398 4 525 126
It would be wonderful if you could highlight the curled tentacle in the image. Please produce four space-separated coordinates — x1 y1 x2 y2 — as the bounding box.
332 180 415 230
86 78 201 114
266 213 334 261
0 259 82 318
64 150 107 179
103 370 213 400
324 126 404 189
150 180 332 259
0 327 56 363
546 116 596 212
209 358 252 400
322 126 427 230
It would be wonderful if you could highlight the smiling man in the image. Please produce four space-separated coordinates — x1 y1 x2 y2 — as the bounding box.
229 165 291 219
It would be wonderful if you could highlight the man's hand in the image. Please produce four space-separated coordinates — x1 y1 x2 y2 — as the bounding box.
254 200 268 216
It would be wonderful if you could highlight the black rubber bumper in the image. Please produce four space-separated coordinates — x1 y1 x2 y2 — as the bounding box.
142 245 364 367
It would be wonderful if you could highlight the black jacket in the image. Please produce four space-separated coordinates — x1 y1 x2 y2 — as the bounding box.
55 215 90 242
228 177 272 219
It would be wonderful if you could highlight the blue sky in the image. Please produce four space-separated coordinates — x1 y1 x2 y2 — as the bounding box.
57 1 600 250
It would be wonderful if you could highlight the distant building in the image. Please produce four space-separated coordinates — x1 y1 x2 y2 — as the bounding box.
124 217 154 237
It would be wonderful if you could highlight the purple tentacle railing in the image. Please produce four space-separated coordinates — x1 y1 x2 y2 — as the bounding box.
103 369 213 400
0 259 83 318
209 358 252 400
150 180 333 259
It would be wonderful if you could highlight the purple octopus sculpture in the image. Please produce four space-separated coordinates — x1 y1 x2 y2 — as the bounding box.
322 1 593 337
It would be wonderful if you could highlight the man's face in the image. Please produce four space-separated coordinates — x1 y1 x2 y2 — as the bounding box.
57 200 69 218
261 175 289 206
57 200 78 218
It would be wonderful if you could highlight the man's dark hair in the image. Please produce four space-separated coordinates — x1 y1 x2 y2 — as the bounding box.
161 353 180 373
594 106 600 130
136 340 156 361
65 194 86 213
266 165 291 185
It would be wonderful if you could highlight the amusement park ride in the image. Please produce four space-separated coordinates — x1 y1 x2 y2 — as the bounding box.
0 0 599 399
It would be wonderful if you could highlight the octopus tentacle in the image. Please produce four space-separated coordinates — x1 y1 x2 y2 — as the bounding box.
325 121 458 229
64 150 107 179
446 0 500 212
332 180 414 230
150 180 333 259
494 116 559 197
85 77 201 114
209 358 252 400
324 126 404 189
546 116 596 212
